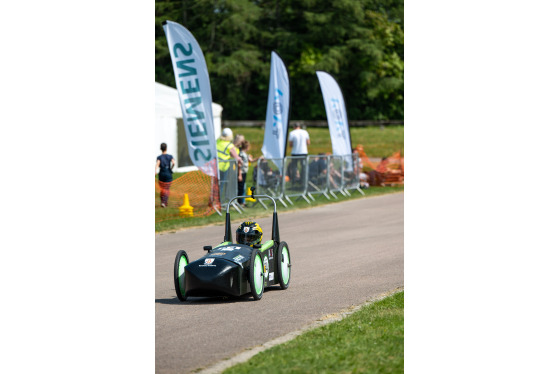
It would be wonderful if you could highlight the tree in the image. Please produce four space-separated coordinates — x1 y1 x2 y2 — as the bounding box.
155 0 404 120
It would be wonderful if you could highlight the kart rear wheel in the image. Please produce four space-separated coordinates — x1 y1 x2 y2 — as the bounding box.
277 242 291 289
174 250 189 301
249 250 264 300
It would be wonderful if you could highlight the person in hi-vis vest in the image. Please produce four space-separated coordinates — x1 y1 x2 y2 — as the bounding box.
216 128 243 203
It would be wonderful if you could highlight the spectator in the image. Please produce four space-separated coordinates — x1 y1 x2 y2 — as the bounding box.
253 157 279 191
328 155 343 190
349 148 369 188
233 134 245 150
237 140 255 206
308 153 328 185
155 142 175 207
352 148 363 174
287 123 310 183
253 156 268 187
216 128 243 202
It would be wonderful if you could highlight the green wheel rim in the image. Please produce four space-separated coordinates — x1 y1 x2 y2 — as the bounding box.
178 255 188 296
253 254 264 295
281 247 290 284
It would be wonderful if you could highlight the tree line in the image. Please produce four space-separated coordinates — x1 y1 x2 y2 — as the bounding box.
155 0 403 121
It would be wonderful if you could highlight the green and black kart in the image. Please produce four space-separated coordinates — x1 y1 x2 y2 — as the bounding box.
173 190 292 301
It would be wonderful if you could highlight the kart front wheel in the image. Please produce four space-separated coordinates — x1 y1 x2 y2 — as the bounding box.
174 250 189 301
277 242 291 290
249 250 264 300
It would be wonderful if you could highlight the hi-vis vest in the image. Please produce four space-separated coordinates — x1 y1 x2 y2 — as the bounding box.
217 139 234 172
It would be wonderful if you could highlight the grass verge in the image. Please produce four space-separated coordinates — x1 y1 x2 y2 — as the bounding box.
155 185 403 233
223 291 404 374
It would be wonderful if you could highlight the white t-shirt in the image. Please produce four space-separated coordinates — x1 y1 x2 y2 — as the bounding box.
288 128 310 155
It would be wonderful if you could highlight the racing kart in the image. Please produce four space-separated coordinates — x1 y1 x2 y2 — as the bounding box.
173 188 292 301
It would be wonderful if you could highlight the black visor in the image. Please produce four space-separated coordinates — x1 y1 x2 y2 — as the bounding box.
236 231 260 245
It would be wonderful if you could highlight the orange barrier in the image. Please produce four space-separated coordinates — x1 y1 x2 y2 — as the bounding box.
355 145 404 186
155 171 220 222
355 144 377 171
380 151 404 186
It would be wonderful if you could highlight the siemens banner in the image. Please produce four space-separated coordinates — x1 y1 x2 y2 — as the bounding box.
262 51 290 164
316 71 352 162
163 21 217 177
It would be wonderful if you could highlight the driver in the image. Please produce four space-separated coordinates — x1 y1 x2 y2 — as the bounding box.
236 221 263 247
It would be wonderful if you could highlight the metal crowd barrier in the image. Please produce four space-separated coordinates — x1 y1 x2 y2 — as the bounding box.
254 157 287 209
327 155 348 198
216 153 364 215
283 155 311 204
218 159 243 213
342 153 365 196
306 154 330 200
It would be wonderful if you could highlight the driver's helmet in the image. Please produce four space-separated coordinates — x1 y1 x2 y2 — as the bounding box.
236 221 263 247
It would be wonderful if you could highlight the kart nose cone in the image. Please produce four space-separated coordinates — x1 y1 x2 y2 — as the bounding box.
184 257 243 297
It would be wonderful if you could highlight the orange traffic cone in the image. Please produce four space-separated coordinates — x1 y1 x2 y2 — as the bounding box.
179 193 194 217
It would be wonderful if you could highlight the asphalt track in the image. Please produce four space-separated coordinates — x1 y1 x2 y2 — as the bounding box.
155 192 403 373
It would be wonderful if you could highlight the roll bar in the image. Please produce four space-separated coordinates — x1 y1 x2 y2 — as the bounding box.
224 187 280 244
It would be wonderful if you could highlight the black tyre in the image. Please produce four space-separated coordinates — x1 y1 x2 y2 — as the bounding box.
277 242 291 289
174 250 189 301
249 250 264 300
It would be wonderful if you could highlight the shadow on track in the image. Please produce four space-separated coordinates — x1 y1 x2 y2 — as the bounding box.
155 287 285 305
155 295 252 305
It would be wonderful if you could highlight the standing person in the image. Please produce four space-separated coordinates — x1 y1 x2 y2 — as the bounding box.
216 128 243 202
287 123 310 183
237 140 254 206
155 142 175 208
233 134 245 151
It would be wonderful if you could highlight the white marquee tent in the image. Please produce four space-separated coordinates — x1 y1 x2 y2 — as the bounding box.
155 82 223 172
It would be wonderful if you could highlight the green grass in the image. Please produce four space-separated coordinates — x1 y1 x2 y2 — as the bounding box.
228 126 404 159
223 291 404 374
